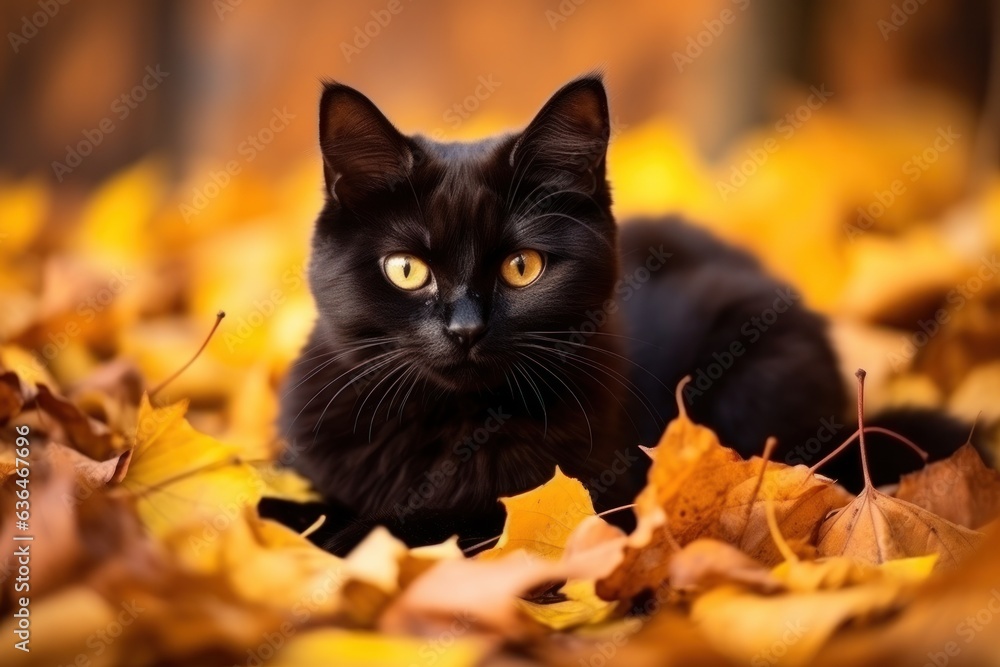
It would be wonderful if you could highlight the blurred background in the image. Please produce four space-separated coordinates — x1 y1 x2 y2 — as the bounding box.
1 0 999 454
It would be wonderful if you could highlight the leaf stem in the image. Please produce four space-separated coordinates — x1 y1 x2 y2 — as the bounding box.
739 437 777 544
856 369 872 489
674 375 692 420
149 311 226 399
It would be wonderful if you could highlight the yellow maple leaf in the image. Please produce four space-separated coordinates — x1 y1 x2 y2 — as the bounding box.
478 466 597 561
474 468 620 629
120 393 262 536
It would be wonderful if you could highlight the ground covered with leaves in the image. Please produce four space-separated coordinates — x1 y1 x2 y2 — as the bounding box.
2 94 1000 666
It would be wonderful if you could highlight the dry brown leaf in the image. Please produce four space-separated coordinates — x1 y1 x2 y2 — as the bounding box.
895 442 1000 529
381 511 625 638
597 393 750 600
43 441 131 491
717 462 853 566
68 358 145 435
33 383 119 459
632 399 745 540
468 471 627 631
818 371 985 569
0 372 25 424
818 485 984 569
599 383 851 599
596 508 677 601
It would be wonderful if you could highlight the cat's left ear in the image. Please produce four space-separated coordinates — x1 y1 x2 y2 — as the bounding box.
510 76 610 193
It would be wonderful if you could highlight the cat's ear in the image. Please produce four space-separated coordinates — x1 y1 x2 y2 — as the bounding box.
510 76 610 193
319 82 413 206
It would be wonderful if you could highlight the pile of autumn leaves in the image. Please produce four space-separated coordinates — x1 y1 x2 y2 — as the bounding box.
2 352 1000 667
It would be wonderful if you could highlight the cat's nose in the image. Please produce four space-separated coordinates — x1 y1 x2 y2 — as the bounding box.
445 296 486 349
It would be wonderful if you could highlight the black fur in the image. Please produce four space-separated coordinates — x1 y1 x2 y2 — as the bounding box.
270 76 976 554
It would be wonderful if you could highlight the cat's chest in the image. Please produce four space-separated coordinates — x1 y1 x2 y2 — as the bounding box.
314 401 572 514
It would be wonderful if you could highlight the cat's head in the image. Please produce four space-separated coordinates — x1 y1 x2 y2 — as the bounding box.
309 76 616 392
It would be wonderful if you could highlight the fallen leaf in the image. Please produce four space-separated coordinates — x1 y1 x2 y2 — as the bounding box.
668 538 782 594
379 552 559 637
561 515 627 579
598 390 749 600
716 461 853 566
599 383 850 598
44 442 130 490
68 358 145 436
34 383 118 459
0 460 87 605
120 394 262 536
895 442 1000 529
818 461 985 569
817 373 984 569
478 466 597 561
0 346 55 391
0 372 25 423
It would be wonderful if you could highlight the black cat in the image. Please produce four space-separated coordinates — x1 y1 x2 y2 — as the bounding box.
269 75 976 554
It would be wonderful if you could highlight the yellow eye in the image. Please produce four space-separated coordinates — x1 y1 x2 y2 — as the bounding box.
383 253 431 290
500 249 544 287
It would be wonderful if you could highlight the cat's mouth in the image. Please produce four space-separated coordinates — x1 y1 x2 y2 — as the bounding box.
423 357 498 392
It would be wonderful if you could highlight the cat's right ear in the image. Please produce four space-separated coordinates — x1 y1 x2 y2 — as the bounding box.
319 82 413 207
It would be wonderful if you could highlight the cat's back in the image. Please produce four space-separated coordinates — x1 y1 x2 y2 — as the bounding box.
614 216 846 458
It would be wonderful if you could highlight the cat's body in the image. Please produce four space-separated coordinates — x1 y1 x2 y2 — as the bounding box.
273 76 975 554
